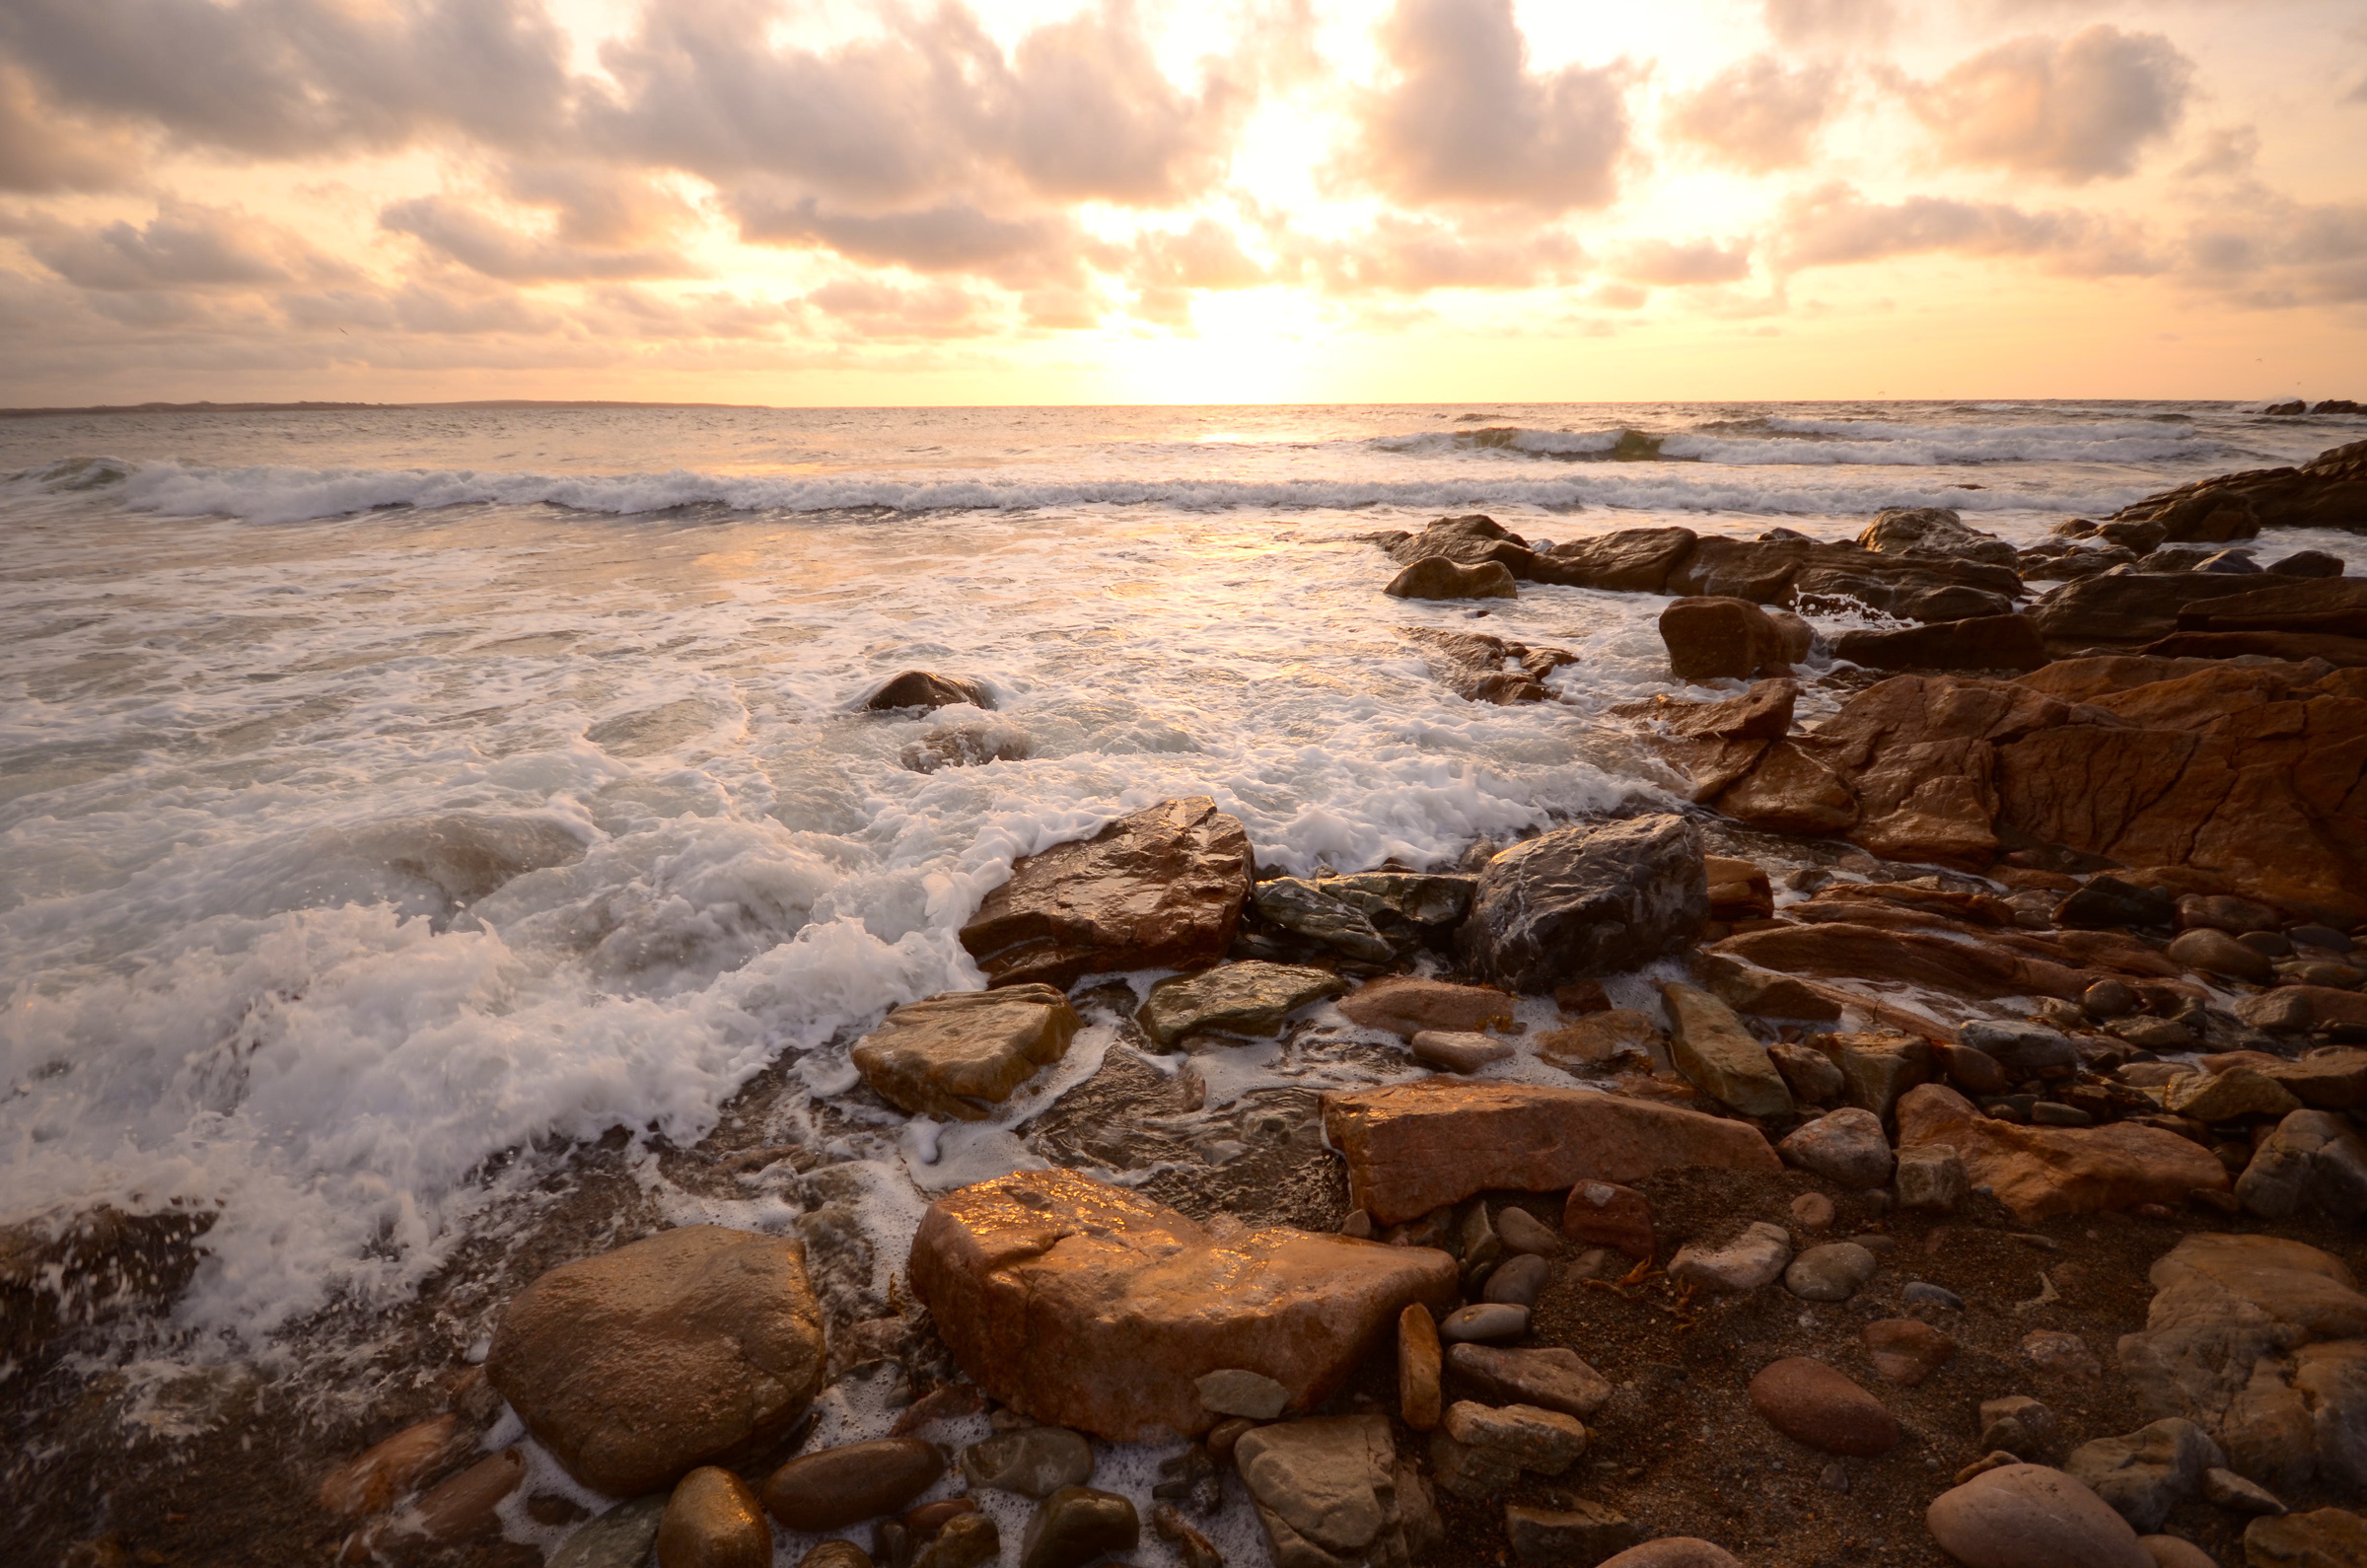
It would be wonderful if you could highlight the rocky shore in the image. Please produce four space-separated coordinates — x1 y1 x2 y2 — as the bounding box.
7 444 2367 1568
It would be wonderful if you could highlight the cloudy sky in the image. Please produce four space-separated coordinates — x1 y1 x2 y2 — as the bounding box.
2 0 2362 405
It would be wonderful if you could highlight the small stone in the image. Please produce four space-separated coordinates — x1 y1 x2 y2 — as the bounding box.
1956 1452 2024 1484
550 1497 669 1568
2204 1466 2285 1516
1784 1243 1880 1303
319 1413 469 1519
658 1467 771 1568
1340 1209 1375 1239
1669 1222 1792 1293
1769 1041 1847 1105
1562 1180 1655 1260
1495 1207 1563 1256
1336 976 1517 1037
914 1513 999 1568
1442 1401 1588 1473
1235 1415 1428 1568
1896 1144 1971 1213
1820 1461 1850 1493
1979 1396 2057 1458
1195 1370 1291 1421
1505 1502 1641 1567
2166 1067 2304 1125
1439 1303 1529 1342
1152 1504 1223 1568
1925 1462 2151 1568
1020 1486 1138 1568
2136 1536 2216 1568
1205 1419 1254 1463
1905 1281 1965 1311
904 1499 980 1536
797 1541 874 1568
1663 982 1795 1118
1445 1343 1613 1420
853 986 1083 1119
2032 1103 2095 1127
1537 1009 1667 1072
1748 1358 1901 1457
1780 1106 1895 1190
1940 1042 2014 1097
1958 1022 2079 1077
1399 1304 1442 1432
1596 1542 1744 1568
2085 980 2139 1021
959 1428 1093 1499
2245 1509 2367 1567
2066 1419 2224 1533
1863 1319 1956 1387
1484 1253 1551 1308
1790 1191 1835 1230
1408 1030 1516 1072
1459 1202 1503 1284
2022 1330 2103 1380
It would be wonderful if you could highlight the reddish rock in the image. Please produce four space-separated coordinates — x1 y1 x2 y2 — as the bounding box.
1399 1304 1442 1432
1388 555 1519 600
319 1413 469 1519
1925 1462 2151 1568
851 986 1081 1120
2240 986 2367 1033
1715 741 1861 835
1834 614 2047 674
959 797 1253 988
1863 1319 1957 1388
1597 1541 1744 1568
660 1467 772 1568
1709 923 2090 1001
394 1449 526 1544
1321 1082 1780 1226
2110 438 2367 540
1747 1358 1901 1457
1703 855 1776 919
1661 596 1798 682
868 672 993 712
1895 1085 2230 1222
761 1439 946 1532
1562 1180 1655 1261
907 1170 1455 1441
1336 976 1516 1038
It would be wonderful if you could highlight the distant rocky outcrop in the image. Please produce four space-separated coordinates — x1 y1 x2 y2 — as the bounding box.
2108 437 2367 540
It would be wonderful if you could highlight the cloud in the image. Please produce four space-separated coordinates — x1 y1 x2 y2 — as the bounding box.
1343 0 1630 211
2184 193 2367 306
729 195 1092 289
0 65 144 192
1909 26 2193 182
1614 238 1754 285
26 201 355 291
1777 182 2155 275
1129 219 1271 291
379 195 697 283
1286 214 1586 293
805 277 998 340
497 164 696 249
1763 0 1895 46
1665 56 1837 173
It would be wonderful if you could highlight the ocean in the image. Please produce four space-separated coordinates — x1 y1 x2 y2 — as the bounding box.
4 398 2364 1548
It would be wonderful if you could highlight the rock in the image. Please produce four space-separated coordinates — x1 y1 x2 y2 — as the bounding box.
1325 871 1478 927
1234 1414 1431 1568
1443 1400 1587 1474
1445 1344 1613 1420
392 1448 527 1543
2245 1508 2367 1567
1859 507 2022 567
2137 1535 2216 1568
2236 1110 2367 1219
1907 1281 1966 1311
1831 1033 1935 1122
1895 1085 2230 1221
1704 854 1777 919
1456 816 1709 994
867 672 992 711
1541 527 1702 592
1711 923 2086 1003
1495 1207 1563 1256
1896 1144 1971 1213
1780 1108 1894 1190
1536 1010 1664 1073
1407 1030 1516 1073
1337 976 1515 1037
549 1497 669 1568
914 1514 998 1568
1440 1303 1529 1342
2166 1068 2304 1125
1321 1082 1778 1226
2086 980 2141 1021
763 1440 946 1531
1253 880 1395 963
2181 894 2284 935
2206 1466 2287 1515
659 1467 771 1568
1596 1542 1744 1568
1197 1369 1291 1420
1863 1319 1955 1387
319 1413 470 1519
1785 1243 1880 1303
1020 1487 1138 1568
0 1203 217 1366
908 1170 1454 1440
2169 929 2277 984
1791 1191 1836 1229
1662 983 1794 1118
2240 986 2367 1033
1748 1358 1901 1457
2033 1103 2096 1127
851 986 1082 1120
960 1427 1093 1499
960 798 1254 988
1562 1180 1655 1260
1980 1396 2059 1457
1484 1253 1551 1309
2059 877 2182 931
1924 1462 2152 1568
1960 1022 2080 1076
1152 1504 1223 1568
2269 550 2348 579
1138 962 1347 1047
1714 740 1863 834
1504 1502 1642 1568
487 1227 827 1497
2031 574 2279 644
1660 596 1800 681
1387 555 1520 600
2066 1418 2227 1532
1405 628 1579 703
1767 1042 1846 1105
2025 1331 2105 1380
1669 1223 1793 1294
1399 1304 1442 1431
1835 615 2047 673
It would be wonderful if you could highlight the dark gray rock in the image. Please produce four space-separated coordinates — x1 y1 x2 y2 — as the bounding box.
2053 878 2177 931
1455 815 1708 993
1957 1022 2078 1076
1021 1486 1138 1568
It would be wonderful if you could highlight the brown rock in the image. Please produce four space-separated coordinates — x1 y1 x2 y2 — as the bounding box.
1747 1358 1901 1457
907 1170 1455 1440
2167 928 2276 984
487 1227 827 1497
1399 1304 1442 1432
1540 526 1700 592
959 797 1253 988
2111 438 2367 540
851 986 1081 1120
1704 855 1776 919
1714 741 1861 835
1661 596 1799 682
2240 986 2367 1033
2245 1507 2367 1567
1925 1462 2151 1568
2264 1049 2367 1110
1337 976 1516 1037
1863 1319 1957 1387
1834 615 2047 674
1535 1010 1663 1072
1447 1344 1614 1420
762 1440 946 1532
660 1467 771 1568
1388 556 1518 600
1710 923 2090 1001
1896 1085 2230 1221
1321 1082 1779 1226
1404 627 1578 704
868 672 992 712
319 1413 468 1519
1596 1542 1744 1568
1562 1180 1655 1260
395 1449 526 1543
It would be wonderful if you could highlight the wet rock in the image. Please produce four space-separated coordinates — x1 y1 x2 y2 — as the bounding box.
1785 1243 1879 1303
1399 1304 1442 1431
1834 614 2047 674
1670 1222 1792 1294
2030 574 2277 645
1769 1042 1846 1105
1713 740 1862 835
852 986 1082 1120
2269 549 2348 578
1663 982 1794 1118
960 797 1254 988
2169 928 2277 984
1153 1504 1223 1568
2236 1109 2367 1219
1779 1108 1894 1190
488 1227 827 1497
908 1169 1454 1440
2166 1068 2304 1126
1831 1033 1935 1122
1235 1414 1431 1568
1446 1344 1613 1420
1327 871 1478 927
1661 596 1802 681
1859 507 2021 567
394 1449 527 1544
2239 986 2367 1033
1748 1358 1900 1457
866 672 994 711
1408 1030 1515 1073
1253 880 1395 963
1863 1319 1955 1387
1495 1207 1562 1256
901 720 1029 772
1139 962 1347 1047
1535 1010 1664 1073
1456 816 1709 994
960 1428 1094 1499
764 1440 946 1531
1924 1462 2151 1568
2245 1507 2367 1566
659 1467 771 1568
1322 1082 1777 1226
1896 1144 1971 1213
549 1496 668 1568
1440 1303 1529 1342
1895 1084 2229 1221
1562 1180 1656 1260
913 1514 998 1568
319 1413 470 1519
2181 894 2283 935
2205 1466 2286 1515
1958 1022 2080 1077
0 1203 217 1365
1388 555 1519 600
1484 1254 1550 1308
1336 976 1515 1037
1711 923 2086 1004
1197 1370 1291 1420
1504 1502 1641 1567
1020 1487 1138 1568
1404 628 1578 703
2085 979 2140 1020
2066 1418 2226 1532
1541 527 1700 592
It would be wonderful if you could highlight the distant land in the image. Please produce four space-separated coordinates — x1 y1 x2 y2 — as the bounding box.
0 398 759 418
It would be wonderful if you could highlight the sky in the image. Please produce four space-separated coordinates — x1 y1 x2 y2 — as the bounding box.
1 0 2363 406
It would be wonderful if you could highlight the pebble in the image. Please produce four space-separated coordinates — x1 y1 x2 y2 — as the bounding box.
1195 1369 1289 1420
960 1427 1093 1499
1924 1462 2151 1568
1779 1108 1896 1190
550 1497 669 1568
1596 1540 1744 1568
1784 1243 1879 1303
903 1499 979 1535
1495 1206 1563 1256
1747 1358 1900 1457
403 1449 526 1542
318 1413 466 1519
2021 1330 2103 1381
1669 1222 1792 1294
1562 1180 1655 1260
1896 1145 1970 1213
1819 1461 1849 1494
1955 1451 2022 1484
1904 1281 1964 1311
1484 1253 1551 1308
1442 1400 1589 1473
1020 1486 1139 1568
913 1512 999 1568
1439 1303 1530 1342
2135 1536 2216 1568
1152 1503 1223 1568
1399 1303 1442 1431
2203 1465 2285 1515
1862 1319 1956 1387
1789 1192 1835 1230
2031 1103 2094 1127
1446 1344 1614 1420
1205 1418 1254 1462
1408 1030 1516 1072
768 1439 948 1529
1978 1396 2057 1457
658 1467 772 1568
1939 1041 2012 1095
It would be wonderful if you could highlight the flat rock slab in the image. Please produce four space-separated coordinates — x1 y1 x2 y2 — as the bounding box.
1446 1344 1614 1419
487 1227 826 1498
908 1170 1455 1440
960 797 1252 988
1336 976 1516 1037
1138 962 1346 1047
1896 1084 2228 1222
1321 1082 1780 1226
851 986 1081 1120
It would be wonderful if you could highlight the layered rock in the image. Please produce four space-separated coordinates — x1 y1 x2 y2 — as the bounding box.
960 798 1254 987
1456 815 1708 993
1832 615 2046 674
907 1170 1455 1440
851 986 1081 1120
1234 1414 1439 1568
1402 628 1579 704
2108 438 2367 541
1136 962 1346 1047
1895 1085 2229 1221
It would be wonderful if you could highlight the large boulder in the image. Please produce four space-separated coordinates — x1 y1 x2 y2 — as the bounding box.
1386 557 1517 601
960 797 1253 987
1857 508 2021 567
906 1171 1455 1441
1320 1082 1780 1225
2027 573 2280 648
1455 816 1708 994
486 1227 827 1497
1539 527 1700 592
1895 1085 2228 1222
867 671 994 711
1832 615 2046 673
1659 597 1799 682
851 986 1081 1119
2110 438 2367 540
